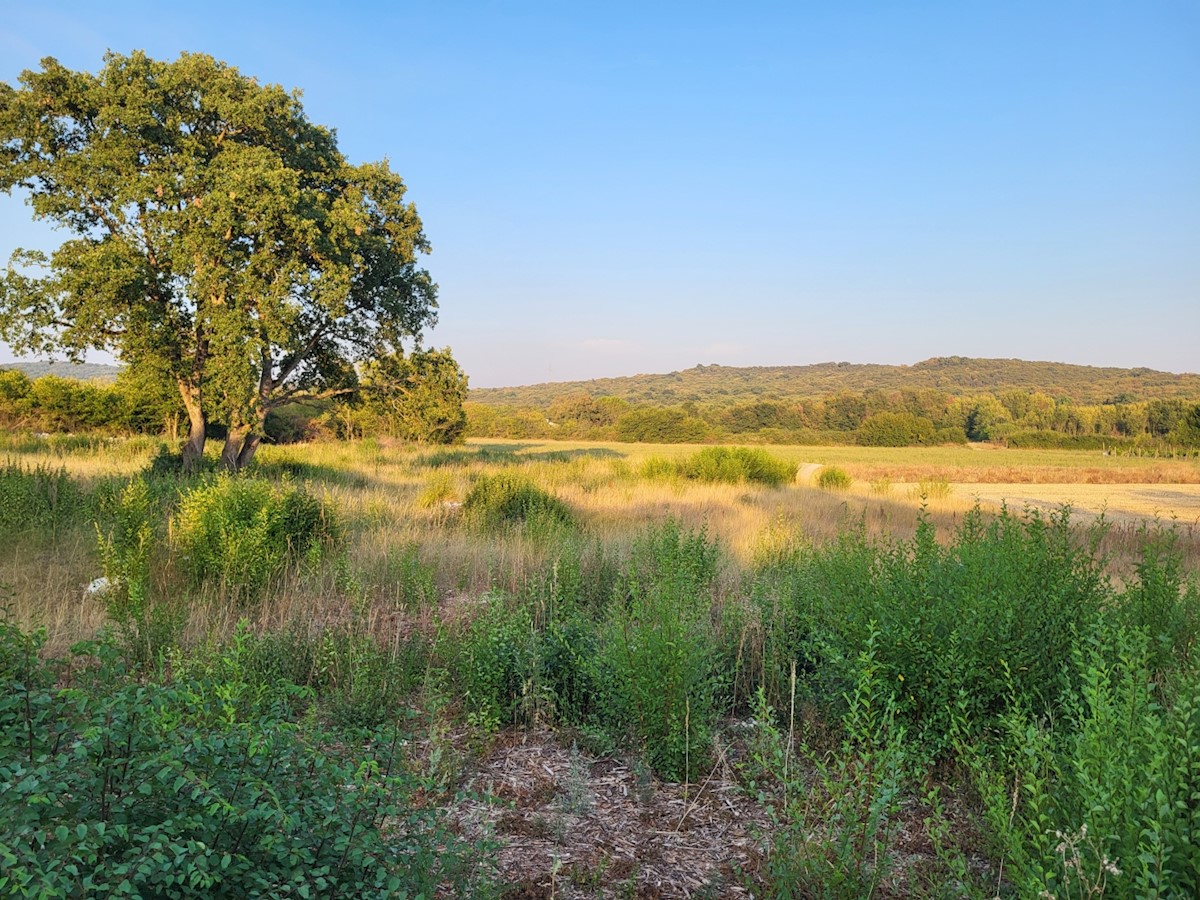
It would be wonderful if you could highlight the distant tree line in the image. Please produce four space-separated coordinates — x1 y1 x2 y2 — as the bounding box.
465 388 1200 450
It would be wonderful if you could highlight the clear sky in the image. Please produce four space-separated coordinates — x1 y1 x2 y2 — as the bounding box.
1 1 1197 387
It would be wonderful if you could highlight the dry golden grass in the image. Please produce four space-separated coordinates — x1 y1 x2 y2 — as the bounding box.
4 434 1198 654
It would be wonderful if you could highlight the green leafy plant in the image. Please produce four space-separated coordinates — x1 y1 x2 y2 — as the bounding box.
670 446 798 486
597 520 725 780
0 621 493 899
0 462 86 539
172 475 338 599
95 477 183 667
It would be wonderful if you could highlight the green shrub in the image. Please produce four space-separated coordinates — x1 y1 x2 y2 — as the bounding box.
455 599 541 731
973 626 1200 898
462 472 574 530
639 454 678 481
0 622 492 899
615 406 710 443
751 634 911 897
172 476 337 599
596 520 725 780
0 462 87 538
856 411 936 447
815 465 852 490
753 506 1113 757
95 477 183 667
673 446 798 486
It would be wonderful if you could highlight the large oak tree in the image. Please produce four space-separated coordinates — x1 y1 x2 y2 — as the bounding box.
0 51 436 469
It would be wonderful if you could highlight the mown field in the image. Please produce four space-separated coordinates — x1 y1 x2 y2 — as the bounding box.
2 434 1198 898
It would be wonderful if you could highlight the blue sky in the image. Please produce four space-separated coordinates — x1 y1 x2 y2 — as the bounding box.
1 1 1197 386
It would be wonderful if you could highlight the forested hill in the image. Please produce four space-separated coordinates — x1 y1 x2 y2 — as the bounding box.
0 361 121 382
472 357 1200 407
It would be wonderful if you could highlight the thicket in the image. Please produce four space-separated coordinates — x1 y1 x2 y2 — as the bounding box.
172 476 338 599
462 471 575 530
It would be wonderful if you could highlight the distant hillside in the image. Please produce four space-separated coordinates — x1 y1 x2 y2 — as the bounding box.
0 361 122 383
472 357 1200 407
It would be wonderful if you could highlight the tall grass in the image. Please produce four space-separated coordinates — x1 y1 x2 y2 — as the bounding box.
5 435 1200 895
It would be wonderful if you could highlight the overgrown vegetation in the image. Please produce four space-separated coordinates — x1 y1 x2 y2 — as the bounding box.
172 476 338 600
2 435 1198 896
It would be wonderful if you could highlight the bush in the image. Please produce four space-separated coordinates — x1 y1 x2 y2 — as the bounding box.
462 472 574 530
95 477 183 667
753 506 1113 757
615 406 710 443
973 625 1200 898
673 446 798 486
0 462 87 539
0 622 489 899
815 466 852 490
172 476 337 599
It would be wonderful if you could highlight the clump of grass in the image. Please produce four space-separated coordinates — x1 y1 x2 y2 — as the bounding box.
639 455 678 481
815 466 852 491
462 472 574 530
172 475 338 600
869 476 892 496
417 470 459 508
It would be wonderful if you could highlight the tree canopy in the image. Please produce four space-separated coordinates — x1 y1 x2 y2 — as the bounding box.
0 51 437 468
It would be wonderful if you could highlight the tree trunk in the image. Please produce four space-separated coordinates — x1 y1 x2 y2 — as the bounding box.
179 387 206 473
221 423 251 472
235 432 263 470
220 406 269 472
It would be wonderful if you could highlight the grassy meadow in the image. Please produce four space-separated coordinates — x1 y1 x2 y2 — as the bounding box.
2 433 1199 897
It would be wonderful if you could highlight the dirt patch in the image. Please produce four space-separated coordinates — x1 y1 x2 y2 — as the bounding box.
451 729 770 898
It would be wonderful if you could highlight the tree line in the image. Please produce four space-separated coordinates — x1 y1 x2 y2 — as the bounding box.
466 388 1200 449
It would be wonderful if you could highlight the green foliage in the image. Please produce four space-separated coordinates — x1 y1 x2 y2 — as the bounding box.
615 406 710 443
974 626 1200 898
0 462 86 539
0 51 437 467
856 411 936 446
753 507 1115 757
172 476 338 599
354 347 469 443
456 599 541 732
462 472 574 530
0 622 489 899
95 478 184 667
815 466 852 490
596 521 725 780
751 635 911 898
665 446 798 486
